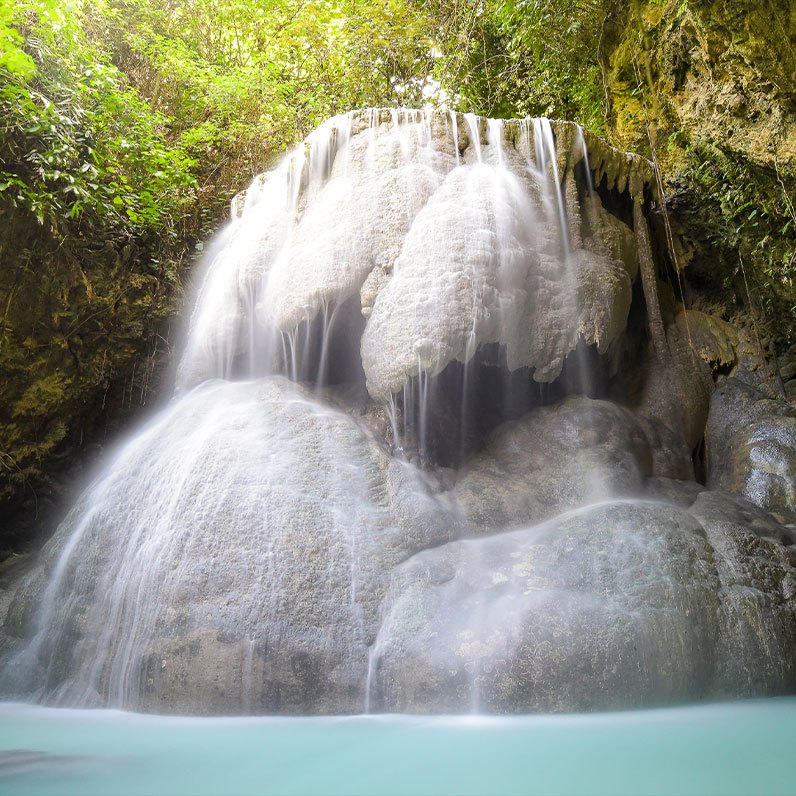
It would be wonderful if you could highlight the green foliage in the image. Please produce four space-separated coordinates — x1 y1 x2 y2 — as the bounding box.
2 0 622 238
0 2 195 236
0 1 38 78
83 0 439 207
429 0 614 130
676 144 796 348
0 0 199 517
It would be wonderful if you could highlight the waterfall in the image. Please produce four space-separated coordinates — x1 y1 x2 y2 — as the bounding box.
2 109 795 715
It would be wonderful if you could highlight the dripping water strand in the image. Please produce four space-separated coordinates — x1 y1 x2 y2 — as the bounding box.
487 119 504 167
448 109 461 166
575 126 594 196
631 48 693 361
533 118 570 259
463 113 482 163
417 357 428 461
387 394 402 456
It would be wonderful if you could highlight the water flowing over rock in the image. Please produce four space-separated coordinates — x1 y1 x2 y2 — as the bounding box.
2 378 452 713
2 109 795 715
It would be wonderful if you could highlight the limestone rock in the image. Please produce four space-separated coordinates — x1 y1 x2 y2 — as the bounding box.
674 309 739 367
636 323 714 452
582 198 639 282
1 378 452 714
643 476 706 508
706 365 796 518
689 491 796 695
181 111 658 402
453 397 676 533
360 161 633 399
369 501 721 713
265 142 450 331
369 496 796 713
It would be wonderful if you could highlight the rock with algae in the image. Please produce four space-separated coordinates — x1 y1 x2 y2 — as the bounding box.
706 361 796 520
1 377 453 714
368 498 796 713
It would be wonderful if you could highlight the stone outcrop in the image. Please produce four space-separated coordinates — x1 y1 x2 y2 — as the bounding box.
603 0 796 348
4 373 796 714
1 378 453 713
177 111 655 403
0 220 180 554
369 498 796 713
454 397 673 533
706 359 796 521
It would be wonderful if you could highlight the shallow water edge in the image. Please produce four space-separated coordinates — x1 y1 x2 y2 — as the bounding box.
1 697 795 795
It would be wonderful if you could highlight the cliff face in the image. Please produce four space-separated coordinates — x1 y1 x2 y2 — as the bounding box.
607 0 795 168
602 0 795 346
0 214 182 551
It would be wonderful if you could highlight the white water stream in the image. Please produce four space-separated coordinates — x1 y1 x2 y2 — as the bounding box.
4 108 793 717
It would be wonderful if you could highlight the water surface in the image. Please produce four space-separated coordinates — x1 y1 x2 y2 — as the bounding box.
1 698 794 795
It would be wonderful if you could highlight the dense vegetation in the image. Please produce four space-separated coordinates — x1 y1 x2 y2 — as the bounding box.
0 0 625 234
1 0 793 548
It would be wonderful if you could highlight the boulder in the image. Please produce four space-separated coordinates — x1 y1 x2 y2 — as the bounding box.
689 491 796 695
453 396 693 533
368 497 796 713
636 323 714 452
1 378 452 714
706 364 796 518
369 501 720 713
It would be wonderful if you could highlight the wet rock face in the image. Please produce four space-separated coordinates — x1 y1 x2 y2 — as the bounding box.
688 491 796 696
4 381 795 715
369 502 715 713
368 500 796 713
177 111 645 403
1 378 453 714
3 111 796 715
608 0 796 176
706 364 796 519
604 0 796 349
454 398 652 532
0 223 178 555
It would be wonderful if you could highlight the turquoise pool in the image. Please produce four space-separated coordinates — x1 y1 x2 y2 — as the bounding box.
1 698 794 795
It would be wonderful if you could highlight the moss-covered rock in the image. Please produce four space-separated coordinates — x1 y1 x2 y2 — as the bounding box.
603 0 796 349
0 213 184 552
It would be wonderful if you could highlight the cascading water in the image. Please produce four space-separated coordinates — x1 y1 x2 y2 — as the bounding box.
1 109 795 716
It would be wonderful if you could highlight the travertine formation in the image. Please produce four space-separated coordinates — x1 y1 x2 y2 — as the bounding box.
176 110 652 401
2 110 794 715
